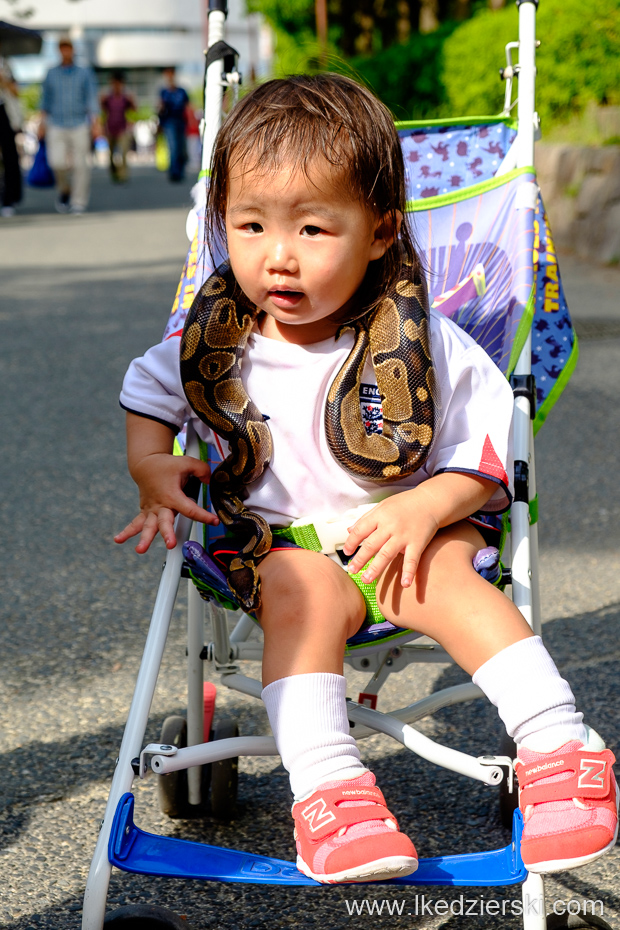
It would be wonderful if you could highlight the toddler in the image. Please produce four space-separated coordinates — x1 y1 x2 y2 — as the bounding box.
116 75 617 884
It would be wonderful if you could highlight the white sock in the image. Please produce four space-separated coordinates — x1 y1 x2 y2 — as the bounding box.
261 672 367 801
472 635 587 752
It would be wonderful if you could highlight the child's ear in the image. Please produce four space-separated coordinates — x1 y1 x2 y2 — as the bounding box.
369 210 403 260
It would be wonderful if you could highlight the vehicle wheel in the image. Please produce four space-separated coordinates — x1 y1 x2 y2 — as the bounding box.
103 904 192 928
210 716 239 822
498 731 518 830
156 715 209 818
546 907 613 929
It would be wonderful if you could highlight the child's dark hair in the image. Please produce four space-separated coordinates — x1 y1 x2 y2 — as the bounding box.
206 73 421 319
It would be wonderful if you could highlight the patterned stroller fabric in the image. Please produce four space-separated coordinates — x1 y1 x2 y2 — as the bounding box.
400 118 576 430
164 118 575 438
400 118 518 196
531 204 575 427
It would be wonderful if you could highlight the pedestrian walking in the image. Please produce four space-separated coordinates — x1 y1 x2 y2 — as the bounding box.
0 65 23 217
101 70 136 183
185 101 201 171
39 36 99 214
158 66 189 183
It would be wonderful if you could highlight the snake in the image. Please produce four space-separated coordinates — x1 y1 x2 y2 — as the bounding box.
180 258 437 613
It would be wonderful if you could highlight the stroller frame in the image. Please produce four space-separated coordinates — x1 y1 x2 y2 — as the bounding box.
82 2 560 927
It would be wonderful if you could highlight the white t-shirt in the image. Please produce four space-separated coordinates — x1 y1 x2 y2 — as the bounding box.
120 308 513 526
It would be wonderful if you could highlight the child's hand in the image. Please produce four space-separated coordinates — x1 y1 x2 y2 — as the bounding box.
342 473 498 588
114 452 219 554
342 491 439 588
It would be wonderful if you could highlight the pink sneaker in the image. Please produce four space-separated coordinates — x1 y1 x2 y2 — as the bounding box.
292 772 418 884
515 729 618 873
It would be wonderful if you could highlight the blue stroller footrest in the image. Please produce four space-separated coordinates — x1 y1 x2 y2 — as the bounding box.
109 794 527 887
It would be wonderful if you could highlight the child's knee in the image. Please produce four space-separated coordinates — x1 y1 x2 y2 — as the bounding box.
258 549 365 634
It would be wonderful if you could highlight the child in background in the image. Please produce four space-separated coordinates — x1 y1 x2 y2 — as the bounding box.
116 75 617 884
100 71 136 183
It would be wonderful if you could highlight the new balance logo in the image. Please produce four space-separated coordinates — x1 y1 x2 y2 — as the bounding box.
578 758 607 790
525 759 564 777
301 798 336 833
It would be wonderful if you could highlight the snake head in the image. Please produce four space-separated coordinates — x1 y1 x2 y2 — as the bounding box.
227 557 262 612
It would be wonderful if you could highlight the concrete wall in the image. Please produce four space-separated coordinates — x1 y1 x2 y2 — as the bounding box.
536 143 620 266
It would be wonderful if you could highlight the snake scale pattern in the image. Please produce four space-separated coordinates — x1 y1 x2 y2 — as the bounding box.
180 259 437 612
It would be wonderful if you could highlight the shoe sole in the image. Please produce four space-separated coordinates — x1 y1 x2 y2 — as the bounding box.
525 823 619 874
296 854 418 884
525 783 619 874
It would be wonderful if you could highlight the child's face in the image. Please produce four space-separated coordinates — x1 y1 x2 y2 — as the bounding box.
225 159 395 342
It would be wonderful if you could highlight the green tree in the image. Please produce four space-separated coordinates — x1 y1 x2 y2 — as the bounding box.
348 22 457 119
247 0 477 118
441 0 620 128
248 0 480 62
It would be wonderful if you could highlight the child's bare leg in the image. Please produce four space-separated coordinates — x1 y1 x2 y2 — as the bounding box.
375 519 585 748
376 520 617 874
257 548 366 686
374 519 533 674
258 548 369 796
257 548 418 882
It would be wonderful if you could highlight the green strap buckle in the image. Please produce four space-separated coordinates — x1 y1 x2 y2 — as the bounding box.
273 523 322 551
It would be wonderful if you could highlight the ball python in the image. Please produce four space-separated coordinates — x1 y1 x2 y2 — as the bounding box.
180 258 437 613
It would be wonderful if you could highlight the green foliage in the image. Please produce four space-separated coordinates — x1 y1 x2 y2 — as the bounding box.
248 0 620 131
248 0 427 60
246 0 464 120
245 0 325 76
268 28 341 76
247 0 314 43
348 23 458 120
441 0 620 130
250 13 457 121
18 83 41 116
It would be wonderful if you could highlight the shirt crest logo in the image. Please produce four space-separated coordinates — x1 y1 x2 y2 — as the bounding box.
360 382 383 435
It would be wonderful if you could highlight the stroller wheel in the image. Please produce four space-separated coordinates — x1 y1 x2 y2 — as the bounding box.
210 716 239 822
498 731 518 830
546 909 613 929
156 715 210 818
103 904 192 928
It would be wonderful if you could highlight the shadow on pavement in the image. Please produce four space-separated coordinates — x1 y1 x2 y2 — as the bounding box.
2 603 618 929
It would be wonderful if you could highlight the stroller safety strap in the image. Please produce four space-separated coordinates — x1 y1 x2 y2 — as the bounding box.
515 748 616 806
274 503 378 558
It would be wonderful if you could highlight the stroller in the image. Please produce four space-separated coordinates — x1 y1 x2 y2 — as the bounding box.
82 2 600 927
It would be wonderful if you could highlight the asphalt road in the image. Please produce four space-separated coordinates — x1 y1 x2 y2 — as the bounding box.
0 166 619 930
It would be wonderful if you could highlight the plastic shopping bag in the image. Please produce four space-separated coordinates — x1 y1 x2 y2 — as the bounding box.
27 138 55 188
